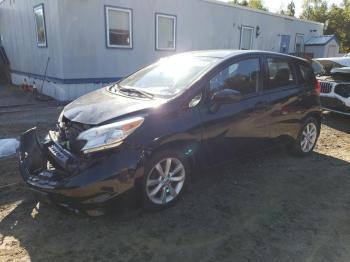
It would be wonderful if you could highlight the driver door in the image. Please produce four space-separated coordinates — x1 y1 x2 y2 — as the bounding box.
198 56 271 166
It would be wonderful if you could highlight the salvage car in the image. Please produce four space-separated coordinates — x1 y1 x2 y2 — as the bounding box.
19 50 322 215
314 57 350 115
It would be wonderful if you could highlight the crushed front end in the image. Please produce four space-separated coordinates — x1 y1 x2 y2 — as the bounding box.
19 121 142 215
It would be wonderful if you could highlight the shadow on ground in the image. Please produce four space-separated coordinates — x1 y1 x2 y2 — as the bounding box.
2 148 350 262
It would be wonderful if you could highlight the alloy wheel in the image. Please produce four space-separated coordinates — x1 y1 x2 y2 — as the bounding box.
300 122 318 153
146 157 185 205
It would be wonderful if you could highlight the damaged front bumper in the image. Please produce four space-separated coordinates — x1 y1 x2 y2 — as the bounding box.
19 128 142 214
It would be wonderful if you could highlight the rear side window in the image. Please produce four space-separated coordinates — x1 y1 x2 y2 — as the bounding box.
267 57 296 90
210 58 261 96
299 63 316 86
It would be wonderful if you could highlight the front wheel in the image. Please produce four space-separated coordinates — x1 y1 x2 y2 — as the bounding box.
291 117 320 156
142 150 190 211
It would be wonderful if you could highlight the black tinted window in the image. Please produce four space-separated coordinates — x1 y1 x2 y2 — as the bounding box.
299 63 316 85
210 58 261 96
267 58 296 90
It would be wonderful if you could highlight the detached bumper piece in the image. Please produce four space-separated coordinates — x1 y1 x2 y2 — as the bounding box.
19 128 72 190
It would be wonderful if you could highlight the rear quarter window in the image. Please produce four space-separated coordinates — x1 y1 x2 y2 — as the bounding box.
299 63 316 86
267 57 296 90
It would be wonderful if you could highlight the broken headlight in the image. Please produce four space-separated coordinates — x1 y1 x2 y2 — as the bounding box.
58 110 65 128
77 117 144 154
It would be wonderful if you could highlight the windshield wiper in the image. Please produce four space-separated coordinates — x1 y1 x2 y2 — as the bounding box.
119 87 154 99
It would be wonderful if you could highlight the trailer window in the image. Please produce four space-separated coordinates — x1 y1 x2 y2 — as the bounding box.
240 26 253 50
105 6 132 48
156 14 176 51
33 4 47 47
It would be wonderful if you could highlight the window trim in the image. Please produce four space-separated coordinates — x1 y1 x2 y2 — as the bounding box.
33 3 47 48
105 5 133 49
155 13 177 51
239 26 254 50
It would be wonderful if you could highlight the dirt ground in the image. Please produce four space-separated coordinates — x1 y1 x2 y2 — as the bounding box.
1 84 350 262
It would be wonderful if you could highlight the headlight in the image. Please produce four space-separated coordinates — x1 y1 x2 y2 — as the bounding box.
58 110 64 128
77 116 144 154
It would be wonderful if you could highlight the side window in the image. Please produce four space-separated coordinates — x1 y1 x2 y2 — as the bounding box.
209 58 261 96
299 64 316 85
267 57 296 90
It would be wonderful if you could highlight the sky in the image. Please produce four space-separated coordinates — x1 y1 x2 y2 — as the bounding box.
220 0 343 17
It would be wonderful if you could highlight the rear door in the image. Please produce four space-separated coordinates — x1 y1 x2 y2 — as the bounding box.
265 56 309 139
198 56 271 165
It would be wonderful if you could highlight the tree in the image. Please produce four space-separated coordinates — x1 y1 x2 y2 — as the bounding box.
248 0 268 11
228 0 268 11
325 3 350 53
300 0 326 20
286 1 295 16
279 1 296 16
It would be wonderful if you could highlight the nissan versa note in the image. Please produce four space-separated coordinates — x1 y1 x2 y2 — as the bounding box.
19 50 322 215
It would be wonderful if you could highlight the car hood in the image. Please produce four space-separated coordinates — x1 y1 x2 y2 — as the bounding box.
331 67 350 75
63 87 165 125
329 67 350 81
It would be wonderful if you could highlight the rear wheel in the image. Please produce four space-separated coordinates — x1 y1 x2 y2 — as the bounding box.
291 117 320 156
142 150 189 211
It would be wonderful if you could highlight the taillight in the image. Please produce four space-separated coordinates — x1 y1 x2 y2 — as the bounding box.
315 80 321 95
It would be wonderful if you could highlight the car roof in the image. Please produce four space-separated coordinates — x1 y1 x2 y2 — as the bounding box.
181 49 308 62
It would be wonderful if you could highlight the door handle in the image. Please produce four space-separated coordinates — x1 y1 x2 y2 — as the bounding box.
255 101 269 111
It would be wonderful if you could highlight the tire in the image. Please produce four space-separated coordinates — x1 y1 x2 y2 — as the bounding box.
142 149 190 211
291 117 320 157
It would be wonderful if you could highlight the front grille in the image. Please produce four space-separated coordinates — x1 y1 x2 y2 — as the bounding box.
320 81 333 93
59 117 90 155
334 84 350 98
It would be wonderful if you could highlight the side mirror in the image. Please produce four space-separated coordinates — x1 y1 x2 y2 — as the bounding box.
211 89 242 104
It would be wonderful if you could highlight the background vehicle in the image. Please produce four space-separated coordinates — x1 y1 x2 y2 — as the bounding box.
314 57 350 115
19 50 322 214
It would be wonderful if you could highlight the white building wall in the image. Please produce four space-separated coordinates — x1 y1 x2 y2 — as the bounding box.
1 0 324 101
56 0 323 80
0 0 64 78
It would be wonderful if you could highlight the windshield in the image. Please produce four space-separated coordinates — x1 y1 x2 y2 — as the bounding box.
316 58 350 75
118 55 218 98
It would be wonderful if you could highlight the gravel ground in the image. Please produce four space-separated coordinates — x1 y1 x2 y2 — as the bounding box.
1 84 350 262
